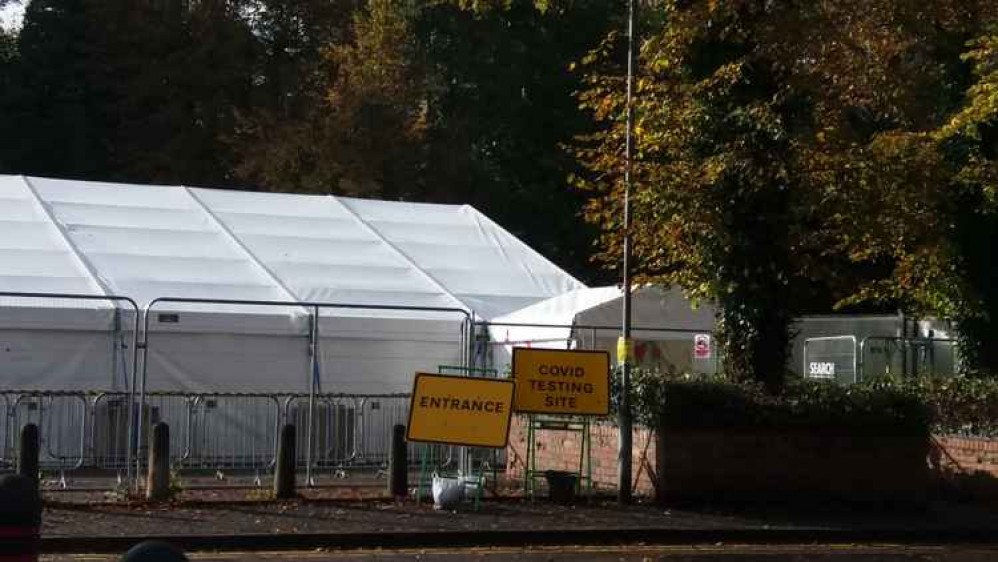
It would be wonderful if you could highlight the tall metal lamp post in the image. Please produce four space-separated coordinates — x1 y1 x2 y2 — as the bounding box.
617 0 637 505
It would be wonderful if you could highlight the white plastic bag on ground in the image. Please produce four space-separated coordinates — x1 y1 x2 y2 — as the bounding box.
432 474 464 509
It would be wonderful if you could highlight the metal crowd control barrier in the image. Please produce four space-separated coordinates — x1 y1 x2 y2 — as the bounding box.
355 394 411 467
803 336 858 384
141 297 472 487
13 392 88 472
1 390 420 489
0 292 140 482
858 336 958 380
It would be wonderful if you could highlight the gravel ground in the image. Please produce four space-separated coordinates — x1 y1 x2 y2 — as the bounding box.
41 496 998 538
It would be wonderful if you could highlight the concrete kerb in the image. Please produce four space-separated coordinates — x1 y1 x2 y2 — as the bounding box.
29 527 998 555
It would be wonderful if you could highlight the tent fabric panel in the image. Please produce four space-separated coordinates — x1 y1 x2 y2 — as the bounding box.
0 177 104 297
318 338 462 394
191 189 462 310
317 316 463 343
342 199 582 319
576 286 716 331
0 304 119 331
144 333 310 393
0 329 119 390
146 307 309 336
27 178 292 308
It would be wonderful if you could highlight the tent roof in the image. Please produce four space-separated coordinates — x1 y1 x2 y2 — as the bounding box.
0 176 583 320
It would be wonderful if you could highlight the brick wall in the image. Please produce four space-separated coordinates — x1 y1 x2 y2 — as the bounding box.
657 430 931 503
507 418 998 501
933 436 998 478
506 416 658 496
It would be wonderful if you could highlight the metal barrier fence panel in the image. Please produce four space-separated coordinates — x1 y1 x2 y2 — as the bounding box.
287 394 359 471
859 336 958 380
91 392 133 470
0 292 140 483
10 392 88 471
0 394 9 469
803 336 857 384
188 394 282 471
355 395 409 467
141 297 473 485
141 393 195 469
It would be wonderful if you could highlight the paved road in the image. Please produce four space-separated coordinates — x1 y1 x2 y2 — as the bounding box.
41 545 998 561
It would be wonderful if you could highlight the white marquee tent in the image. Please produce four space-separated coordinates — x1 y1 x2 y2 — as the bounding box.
0 175 584 394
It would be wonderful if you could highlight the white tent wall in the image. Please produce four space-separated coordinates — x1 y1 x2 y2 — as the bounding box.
0 330 117 390
144 333 310 393
316 315 465 394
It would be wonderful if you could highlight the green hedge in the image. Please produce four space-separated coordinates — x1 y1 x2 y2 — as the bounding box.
619 369 998 437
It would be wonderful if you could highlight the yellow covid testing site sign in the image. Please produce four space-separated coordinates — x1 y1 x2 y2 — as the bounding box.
511 348 611 416
406 373 515 448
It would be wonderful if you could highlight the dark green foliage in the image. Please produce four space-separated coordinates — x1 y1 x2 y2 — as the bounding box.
907 376 998 437
622 369 974 437
0 0 613 283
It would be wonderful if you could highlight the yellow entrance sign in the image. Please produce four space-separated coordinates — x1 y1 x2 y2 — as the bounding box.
511 348 610 415
406 373 515 448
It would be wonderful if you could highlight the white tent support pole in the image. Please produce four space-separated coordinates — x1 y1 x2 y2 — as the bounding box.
183 187 302 304
326 196 472 313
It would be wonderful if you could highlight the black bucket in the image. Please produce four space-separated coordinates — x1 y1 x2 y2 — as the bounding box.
544 470 578 504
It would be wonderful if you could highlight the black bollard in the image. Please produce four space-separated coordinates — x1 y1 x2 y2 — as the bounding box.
0 474 42 561
146 422 171 502
388 424 407 498
274 424 296 500
18 423 40 491
120 540 188 562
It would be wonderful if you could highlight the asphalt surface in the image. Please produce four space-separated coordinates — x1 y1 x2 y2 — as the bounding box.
38 545 998 561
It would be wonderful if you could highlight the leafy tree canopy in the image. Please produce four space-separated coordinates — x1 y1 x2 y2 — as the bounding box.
574 1 998 383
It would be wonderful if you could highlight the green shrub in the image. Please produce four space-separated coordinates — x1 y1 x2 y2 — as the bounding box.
622 369 933 435
906 376 998 437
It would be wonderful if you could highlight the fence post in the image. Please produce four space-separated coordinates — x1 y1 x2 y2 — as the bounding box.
146 423 170 502
274 424 296 500
389 424 407 498
18 424 40 492
0 474 42 562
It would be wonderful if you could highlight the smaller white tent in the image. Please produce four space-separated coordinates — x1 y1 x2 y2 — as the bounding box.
485 285 719 375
